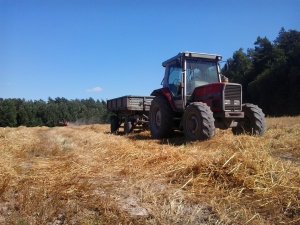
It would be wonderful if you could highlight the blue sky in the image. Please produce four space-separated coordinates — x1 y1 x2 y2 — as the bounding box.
1 0 300 101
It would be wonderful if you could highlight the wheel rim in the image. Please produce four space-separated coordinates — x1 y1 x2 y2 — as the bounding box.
187 115 198 134
155 110 162 127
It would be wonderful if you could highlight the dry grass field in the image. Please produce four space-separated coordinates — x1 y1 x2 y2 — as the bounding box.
0 117 299 225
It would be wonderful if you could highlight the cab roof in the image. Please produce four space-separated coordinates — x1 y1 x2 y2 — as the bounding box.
162 51 222 67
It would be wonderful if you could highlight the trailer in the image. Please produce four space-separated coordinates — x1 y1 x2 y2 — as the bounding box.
107 95 154 134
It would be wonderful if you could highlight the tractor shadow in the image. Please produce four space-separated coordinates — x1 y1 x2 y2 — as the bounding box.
128 130 187 146
106 129 187 146
105 128 146 137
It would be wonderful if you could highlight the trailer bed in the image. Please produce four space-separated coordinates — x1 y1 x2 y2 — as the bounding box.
107 95 154 112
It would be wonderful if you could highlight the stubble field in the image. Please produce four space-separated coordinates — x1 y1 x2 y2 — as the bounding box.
0 117 299 225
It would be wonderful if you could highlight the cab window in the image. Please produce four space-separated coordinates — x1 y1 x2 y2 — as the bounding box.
186 59 219 95
167 65 182 96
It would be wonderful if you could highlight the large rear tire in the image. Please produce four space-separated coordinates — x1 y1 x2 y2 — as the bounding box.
149 96 174 138
183 102 215 141
232 103 266 136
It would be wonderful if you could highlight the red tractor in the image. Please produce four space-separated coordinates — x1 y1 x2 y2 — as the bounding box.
107 52 266 141
149 52 266 141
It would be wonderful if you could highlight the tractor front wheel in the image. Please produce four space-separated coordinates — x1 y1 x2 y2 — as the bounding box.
183 103 215 141
232 103 266 136
149 96 173 138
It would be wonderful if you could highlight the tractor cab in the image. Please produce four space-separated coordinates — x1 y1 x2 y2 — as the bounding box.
161 52 223 111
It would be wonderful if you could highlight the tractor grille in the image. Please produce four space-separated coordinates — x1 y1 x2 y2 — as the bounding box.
224 84 242 111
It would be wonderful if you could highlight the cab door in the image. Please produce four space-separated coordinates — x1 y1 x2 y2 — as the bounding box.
165 63 184 110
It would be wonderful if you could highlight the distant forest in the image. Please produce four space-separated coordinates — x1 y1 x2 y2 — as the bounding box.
223 28 300 116
0 98 110 127
1 28 299 127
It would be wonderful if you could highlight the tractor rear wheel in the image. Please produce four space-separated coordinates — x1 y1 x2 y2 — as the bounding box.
183 102 215 141
110 115 120 133
232 103 266 136
149 96 173 138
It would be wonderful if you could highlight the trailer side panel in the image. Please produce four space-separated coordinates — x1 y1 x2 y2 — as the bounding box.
107 96 154 112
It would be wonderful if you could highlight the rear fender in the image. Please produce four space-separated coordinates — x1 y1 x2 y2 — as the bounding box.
151 88 177 111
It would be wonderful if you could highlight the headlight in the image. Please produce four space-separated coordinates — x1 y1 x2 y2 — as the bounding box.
224 99 231 105
234 100 240 105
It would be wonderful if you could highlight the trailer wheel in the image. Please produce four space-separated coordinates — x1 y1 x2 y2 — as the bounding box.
149 96 173 138
183 102 215 141
232 103 266 136
124 119 133 134
110 115 120 133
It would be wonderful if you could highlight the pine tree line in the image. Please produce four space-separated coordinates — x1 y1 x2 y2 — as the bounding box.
1 28 299 127
223 28 300 116
0 97 111 127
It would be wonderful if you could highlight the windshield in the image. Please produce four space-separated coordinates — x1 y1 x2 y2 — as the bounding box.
186 59 219 95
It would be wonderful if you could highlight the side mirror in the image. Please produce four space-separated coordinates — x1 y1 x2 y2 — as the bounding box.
224 63 228 72
221 74 229 83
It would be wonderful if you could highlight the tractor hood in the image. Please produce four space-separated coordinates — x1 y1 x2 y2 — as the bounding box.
191 83 242 112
